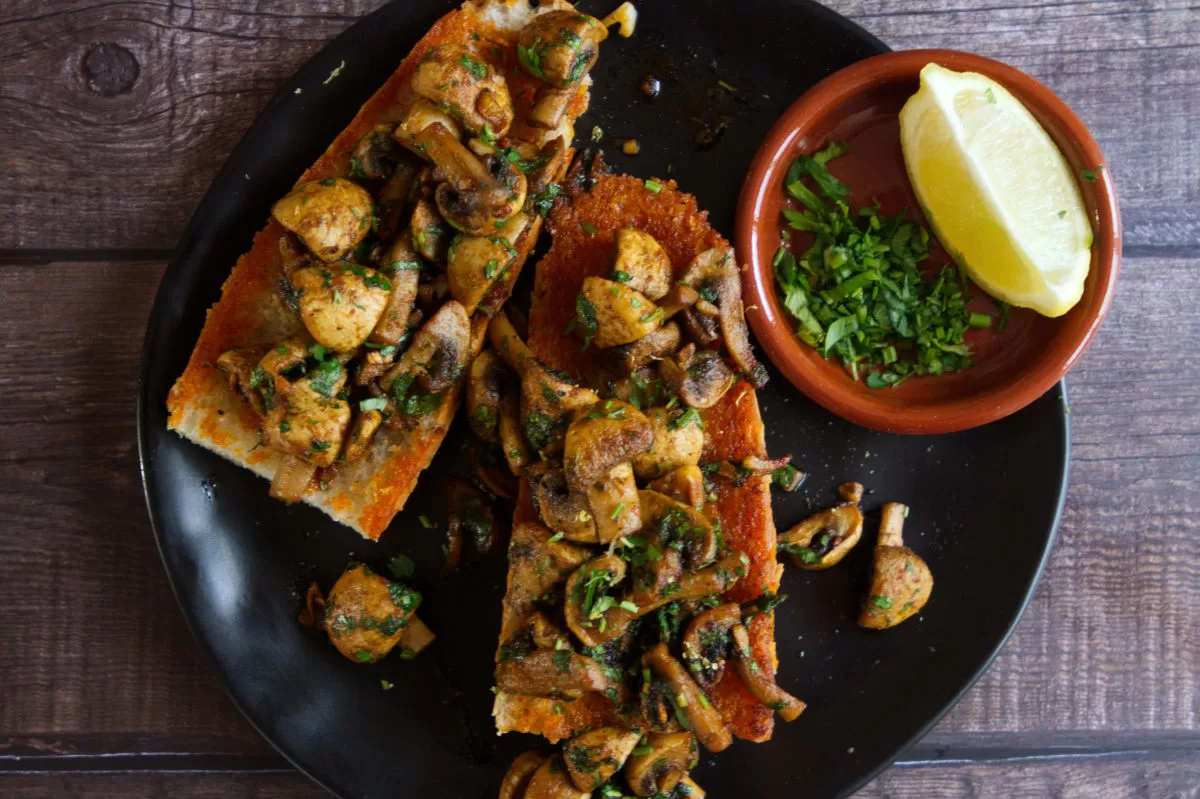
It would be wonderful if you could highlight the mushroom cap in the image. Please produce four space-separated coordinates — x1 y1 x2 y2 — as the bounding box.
271 178 374 263
291 265 390 352
778 503 864 570
563 727 642 792
624 731 697 797
563 399 653 493
322 564 421 663
858 546 933 629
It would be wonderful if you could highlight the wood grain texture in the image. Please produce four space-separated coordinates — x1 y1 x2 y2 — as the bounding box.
0 0 1197 796
0 0 1196 250
0 0 377 251
0 754 1197 798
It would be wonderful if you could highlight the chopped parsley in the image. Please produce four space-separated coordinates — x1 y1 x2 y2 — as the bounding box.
388 554 415 579
517 39 546 81
774 141 986 385
360 397 388 412
581 220 598 236
528 181 563 217
457 52 487 79
668 407 703 431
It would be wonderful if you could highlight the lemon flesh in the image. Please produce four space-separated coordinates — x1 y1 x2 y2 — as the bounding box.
899 64 1092 317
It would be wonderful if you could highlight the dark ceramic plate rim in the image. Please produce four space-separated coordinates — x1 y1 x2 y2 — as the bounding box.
136 2 1069 797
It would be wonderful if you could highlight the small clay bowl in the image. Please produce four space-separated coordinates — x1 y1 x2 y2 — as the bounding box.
736 49 1120 434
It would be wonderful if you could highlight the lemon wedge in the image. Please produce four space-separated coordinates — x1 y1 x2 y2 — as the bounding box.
899 64 1092 317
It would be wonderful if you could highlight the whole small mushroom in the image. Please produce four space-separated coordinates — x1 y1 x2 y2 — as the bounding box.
857 502 933 630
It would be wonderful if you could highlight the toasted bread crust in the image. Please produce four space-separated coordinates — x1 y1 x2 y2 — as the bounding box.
167 2 588 539
495 168 780 743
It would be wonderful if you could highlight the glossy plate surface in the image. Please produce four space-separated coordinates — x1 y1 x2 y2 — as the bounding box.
138 2 1069 797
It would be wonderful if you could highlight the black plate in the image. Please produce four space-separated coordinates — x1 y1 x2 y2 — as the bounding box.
138 1 1069 797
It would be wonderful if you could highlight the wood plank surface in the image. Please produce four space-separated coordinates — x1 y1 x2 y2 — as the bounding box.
0 0 1196 251
2 752 1199 797
1 0 1197 797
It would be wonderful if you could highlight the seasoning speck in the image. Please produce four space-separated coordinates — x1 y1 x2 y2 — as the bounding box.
623 138 640 156
640 75 661 98
590 125 603 142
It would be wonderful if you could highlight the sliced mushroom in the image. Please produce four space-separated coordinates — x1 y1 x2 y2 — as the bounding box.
778 503 863 570
631 406 704 482
525 136 570 197
261 356 352 468
446 213 530 313
473 441 518 499
369 234 423 346
500 522 592 643
395 99 462 156
342 409 382 463
466 349 507 443
709 454 797 488
624 731 697 797
446 477 496 570
679 247 768 387
496 647 621 700
579 276 662 349
628 547 683 613
638 490 717 571
373 162 419 242
675 776 705 798
488 308 535 371
410 197 451 263
414 123 526 234
611 321 682 372
498 751 547 799
636 552 749 615
730 622 806 721
291 264 390 352
382 299 470 396
642 644 731 753
681 603 741 689
498 387 531 475
563 400 653 493
215 346 270 416
523 753 590 799
272 178 374 263
564 727 642 792
612 227 672 300
658 345 737 409
858 503 933 630
521 359 600 455
565 555 637 648
646 465 706 510
586 462 641 545
517 10 607 89
322 563 429 663
351 123 401 179
528 464 596 543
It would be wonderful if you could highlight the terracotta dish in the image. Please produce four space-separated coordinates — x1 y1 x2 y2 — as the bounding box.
736 49 1120 434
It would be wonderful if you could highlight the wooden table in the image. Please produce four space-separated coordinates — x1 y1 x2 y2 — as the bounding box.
1 1 1196 796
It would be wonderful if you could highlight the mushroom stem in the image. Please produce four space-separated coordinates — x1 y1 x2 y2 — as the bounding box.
879 502 908 548
413 122 498 192
402 615 436 656
489 310 535 374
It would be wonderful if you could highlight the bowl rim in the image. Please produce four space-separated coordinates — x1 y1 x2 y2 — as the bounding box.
735 48 1121 434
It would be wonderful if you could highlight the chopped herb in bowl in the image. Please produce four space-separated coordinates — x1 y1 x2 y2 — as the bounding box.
773 142 993 387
